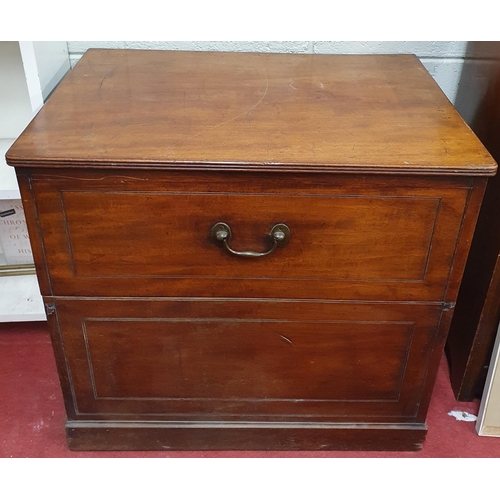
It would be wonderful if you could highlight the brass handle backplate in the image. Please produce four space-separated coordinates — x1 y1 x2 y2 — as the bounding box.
210 222 290 258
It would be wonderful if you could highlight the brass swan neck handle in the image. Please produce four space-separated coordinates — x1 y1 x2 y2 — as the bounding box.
210 222 290 258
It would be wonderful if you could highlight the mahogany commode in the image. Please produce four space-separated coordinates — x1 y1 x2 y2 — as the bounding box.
6 49 496 451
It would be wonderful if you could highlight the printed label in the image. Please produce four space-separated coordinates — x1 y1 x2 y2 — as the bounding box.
0 200 34 266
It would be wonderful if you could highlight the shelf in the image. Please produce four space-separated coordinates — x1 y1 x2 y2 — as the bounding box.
0 42 69 323
0 274 45 322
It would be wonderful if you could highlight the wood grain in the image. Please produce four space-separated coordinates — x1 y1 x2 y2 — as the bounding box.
24 169 473 302
66 421 427 451
6 50 496 176
446 59 500 400
53 298 441 421
9 49 495 451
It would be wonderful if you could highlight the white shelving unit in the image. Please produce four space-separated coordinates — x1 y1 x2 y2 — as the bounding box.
0 41 70 322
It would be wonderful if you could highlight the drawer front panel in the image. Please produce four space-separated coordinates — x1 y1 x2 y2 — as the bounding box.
54 299 442 422
63 191 437 281
29 171 471 301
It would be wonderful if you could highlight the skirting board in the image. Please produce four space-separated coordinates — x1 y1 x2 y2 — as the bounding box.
66 421 427 451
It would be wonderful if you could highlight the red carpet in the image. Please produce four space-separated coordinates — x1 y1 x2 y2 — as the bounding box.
2 321 500 457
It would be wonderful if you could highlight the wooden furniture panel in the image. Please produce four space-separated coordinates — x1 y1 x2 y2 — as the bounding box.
66 424 427 451
7 50 496 450
446 49 500 400
53 299 441 421
6 50 495 175
27 169 472 301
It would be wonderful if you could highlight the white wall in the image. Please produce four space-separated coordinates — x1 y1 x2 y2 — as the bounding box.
31 42 71 100
0 42 34 139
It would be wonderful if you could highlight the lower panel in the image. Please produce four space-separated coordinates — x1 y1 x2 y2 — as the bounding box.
66 420 427 451
52 299 443 424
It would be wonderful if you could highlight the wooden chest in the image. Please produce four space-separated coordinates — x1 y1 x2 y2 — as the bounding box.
6 49 496 451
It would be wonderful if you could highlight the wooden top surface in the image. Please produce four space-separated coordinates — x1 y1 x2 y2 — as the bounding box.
6 49 497 175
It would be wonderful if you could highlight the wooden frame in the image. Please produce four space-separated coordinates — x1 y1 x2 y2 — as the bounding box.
476 324 500 437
